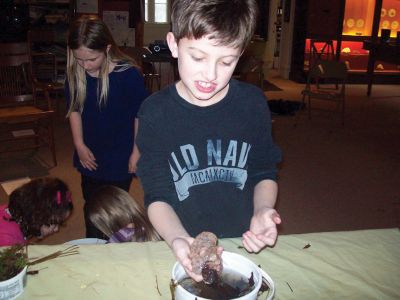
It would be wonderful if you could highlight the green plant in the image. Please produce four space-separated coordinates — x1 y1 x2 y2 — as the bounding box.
0 245 28 281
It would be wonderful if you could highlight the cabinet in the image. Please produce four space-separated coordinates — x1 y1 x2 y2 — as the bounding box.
28 0 75 41
28 1 76 84
290 0 400 82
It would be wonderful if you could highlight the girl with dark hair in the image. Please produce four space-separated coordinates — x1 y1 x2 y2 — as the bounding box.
0 177 73 246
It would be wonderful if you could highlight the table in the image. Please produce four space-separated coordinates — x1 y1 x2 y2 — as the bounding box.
363 41 400 96
17 228 400 299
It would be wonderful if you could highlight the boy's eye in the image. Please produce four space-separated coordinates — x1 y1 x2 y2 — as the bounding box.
191 56 204 62
221 61 233 66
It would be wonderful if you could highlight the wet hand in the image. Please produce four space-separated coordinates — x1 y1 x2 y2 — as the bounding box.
242 208 281 253
171 237 203 282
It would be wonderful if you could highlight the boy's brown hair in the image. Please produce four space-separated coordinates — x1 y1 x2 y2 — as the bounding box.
171 0 258 51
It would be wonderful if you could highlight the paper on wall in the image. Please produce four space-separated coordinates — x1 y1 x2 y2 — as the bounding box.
103 11 135 47
76 0 98 14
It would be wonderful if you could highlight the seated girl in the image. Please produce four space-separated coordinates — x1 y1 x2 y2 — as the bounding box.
0 177 73 246
86 185 161 243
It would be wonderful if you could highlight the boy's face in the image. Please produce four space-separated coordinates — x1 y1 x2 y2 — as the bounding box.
167 33 241 106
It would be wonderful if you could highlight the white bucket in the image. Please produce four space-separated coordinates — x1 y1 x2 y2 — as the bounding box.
171 251 275 300
0 266 27 300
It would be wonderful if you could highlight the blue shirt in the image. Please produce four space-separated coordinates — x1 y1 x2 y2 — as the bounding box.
66 65 149 181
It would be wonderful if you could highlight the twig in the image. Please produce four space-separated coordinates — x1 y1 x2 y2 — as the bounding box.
155 275 162 296
28 245 79 266
28 266 48 275
286 281 293 292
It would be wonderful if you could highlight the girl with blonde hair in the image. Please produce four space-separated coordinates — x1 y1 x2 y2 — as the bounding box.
65 15 149 238
86 186 161 242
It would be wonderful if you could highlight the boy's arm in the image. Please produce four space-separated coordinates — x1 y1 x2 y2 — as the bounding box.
242 179 281 253
147 201 203 281
69 112 97 170
129 118 140 173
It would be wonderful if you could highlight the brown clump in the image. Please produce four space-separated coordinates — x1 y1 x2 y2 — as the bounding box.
189 232 222 284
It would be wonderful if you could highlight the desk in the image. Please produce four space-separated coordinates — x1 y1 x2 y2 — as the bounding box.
363 41 400 96
16 228 400 299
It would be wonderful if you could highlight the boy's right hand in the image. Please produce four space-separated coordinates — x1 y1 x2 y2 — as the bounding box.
76 144 98 171
171 236 203 282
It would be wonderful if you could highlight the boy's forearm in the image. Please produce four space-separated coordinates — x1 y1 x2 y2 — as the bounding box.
69 112 85 148
253 179 278 213
133 118 139 151
147 201 190 246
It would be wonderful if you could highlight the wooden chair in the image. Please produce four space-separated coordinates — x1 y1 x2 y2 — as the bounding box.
27 29 66 112
0 42 57 166
121 46 161 92
234 55 264 88
233 39 266 89
309 39 335 69
300 60 348 125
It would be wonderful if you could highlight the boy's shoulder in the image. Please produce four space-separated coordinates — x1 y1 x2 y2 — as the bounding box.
230 79 267 104
139 85 175 112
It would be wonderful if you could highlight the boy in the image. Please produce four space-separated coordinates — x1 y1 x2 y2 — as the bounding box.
136 0 282 281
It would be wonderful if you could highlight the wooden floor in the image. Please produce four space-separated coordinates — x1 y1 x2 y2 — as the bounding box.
2 71 399 245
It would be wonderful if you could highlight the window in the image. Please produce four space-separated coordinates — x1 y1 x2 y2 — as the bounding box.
145 0 169 23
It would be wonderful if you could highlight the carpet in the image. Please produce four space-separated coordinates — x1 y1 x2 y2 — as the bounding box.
263 80 283 91
0 156 49 182
268 99 304 116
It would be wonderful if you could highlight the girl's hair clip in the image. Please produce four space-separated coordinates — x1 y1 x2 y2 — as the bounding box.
56 191 62 206
56 190 73 206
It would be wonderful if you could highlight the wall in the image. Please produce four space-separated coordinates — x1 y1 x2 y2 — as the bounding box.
277 0 295 79
143 23 169 46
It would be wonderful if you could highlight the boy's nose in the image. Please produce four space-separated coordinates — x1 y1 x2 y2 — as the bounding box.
203 63 217 81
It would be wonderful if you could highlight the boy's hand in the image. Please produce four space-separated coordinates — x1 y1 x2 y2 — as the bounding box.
171 236 203 282
76 143 97 171
242 207 281 253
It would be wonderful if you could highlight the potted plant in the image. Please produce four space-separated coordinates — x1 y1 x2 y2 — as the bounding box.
0 245 28 300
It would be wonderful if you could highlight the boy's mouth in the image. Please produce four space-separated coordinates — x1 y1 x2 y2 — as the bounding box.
195 81 217 93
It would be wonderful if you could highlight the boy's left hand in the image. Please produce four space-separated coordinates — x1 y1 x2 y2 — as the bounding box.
242 207 281 253
171 237 203 282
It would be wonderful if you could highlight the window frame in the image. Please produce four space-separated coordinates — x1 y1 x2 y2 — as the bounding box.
145 0 170 24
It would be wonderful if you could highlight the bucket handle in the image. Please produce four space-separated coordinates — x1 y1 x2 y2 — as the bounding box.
258 267 275 300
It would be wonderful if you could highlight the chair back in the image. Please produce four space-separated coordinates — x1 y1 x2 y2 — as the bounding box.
121 46 161 91
27 29 63 84
0 42 34 107
309 60 348 81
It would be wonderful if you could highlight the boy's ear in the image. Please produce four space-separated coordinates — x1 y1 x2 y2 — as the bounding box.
166 32 178 58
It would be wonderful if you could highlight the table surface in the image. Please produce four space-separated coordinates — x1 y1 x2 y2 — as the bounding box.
15 228 400 299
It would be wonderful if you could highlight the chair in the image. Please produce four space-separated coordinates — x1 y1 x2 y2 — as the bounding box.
121 46 161 92
27 29 66 112
0 42 57 166
234 55 264 88
233 40 266 88
309 39 335 69
300 60 348 125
